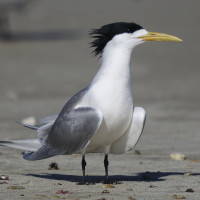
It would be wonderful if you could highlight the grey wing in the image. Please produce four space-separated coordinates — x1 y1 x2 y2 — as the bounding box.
39 88 88 125
23 145 61 161
47 107 103 155
23 89 90 161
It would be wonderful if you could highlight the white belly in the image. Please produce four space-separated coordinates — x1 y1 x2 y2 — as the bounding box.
77 82 133 153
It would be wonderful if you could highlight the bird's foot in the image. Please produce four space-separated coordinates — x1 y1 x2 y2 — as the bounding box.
102 179 122 185
76 181 86 185
103 178 110 184
76 181 95 185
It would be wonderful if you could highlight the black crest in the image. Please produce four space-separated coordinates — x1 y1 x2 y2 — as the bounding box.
90 22 143 56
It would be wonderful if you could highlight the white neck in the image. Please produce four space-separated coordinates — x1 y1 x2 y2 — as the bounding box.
91 42 133 86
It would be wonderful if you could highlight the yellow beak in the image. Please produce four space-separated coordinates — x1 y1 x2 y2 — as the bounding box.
138 32 182 42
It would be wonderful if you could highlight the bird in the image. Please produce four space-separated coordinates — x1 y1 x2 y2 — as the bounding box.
0 22 182 183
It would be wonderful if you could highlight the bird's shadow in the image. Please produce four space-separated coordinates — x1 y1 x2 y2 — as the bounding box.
0 29 83 41
27 171 199 184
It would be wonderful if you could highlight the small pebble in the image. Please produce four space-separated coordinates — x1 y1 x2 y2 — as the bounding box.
104 184 115 189
170 153 186 161
21 116 36 126
96 198 106 200
49 162 59 170
0 175 9 180
134 150 141 155
51 195 61 199
56 190 73 194
184 172 192 176
0 181 8 184
7 186 25 190
102 190 110 194
149 185 157 188
186 188 194 192
188 159 198 162
172 194 186 199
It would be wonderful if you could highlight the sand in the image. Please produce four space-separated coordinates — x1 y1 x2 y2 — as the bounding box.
0 0 199 199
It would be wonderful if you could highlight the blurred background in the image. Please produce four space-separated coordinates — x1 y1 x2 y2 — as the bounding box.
0 0 199 156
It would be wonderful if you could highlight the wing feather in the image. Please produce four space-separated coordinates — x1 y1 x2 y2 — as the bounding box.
47 107 103 154
23 145 61 161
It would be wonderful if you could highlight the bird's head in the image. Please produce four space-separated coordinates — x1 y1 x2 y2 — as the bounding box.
90 22 182 56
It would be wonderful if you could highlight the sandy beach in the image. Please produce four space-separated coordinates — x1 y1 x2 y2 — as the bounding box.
0 0 199 199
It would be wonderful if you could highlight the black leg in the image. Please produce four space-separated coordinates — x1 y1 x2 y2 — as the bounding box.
104 154 109 183
81 155 87 183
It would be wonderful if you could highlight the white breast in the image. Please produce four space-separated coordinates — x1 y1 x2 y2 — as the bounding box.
77 77 133 153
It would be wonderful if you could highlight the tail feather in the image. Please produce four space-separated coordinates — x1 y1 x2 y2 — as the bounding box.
23 145 62 161
0 117 58 160
0 138 42 151
16 122 41 130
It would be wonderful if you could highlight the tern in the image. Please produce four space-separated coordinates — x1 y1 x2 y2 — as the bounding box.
0 22 182 183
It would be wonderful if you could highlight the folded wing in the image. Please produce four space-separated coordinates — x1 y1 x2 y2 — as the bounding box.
24 107 103 160
48 107 103 154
